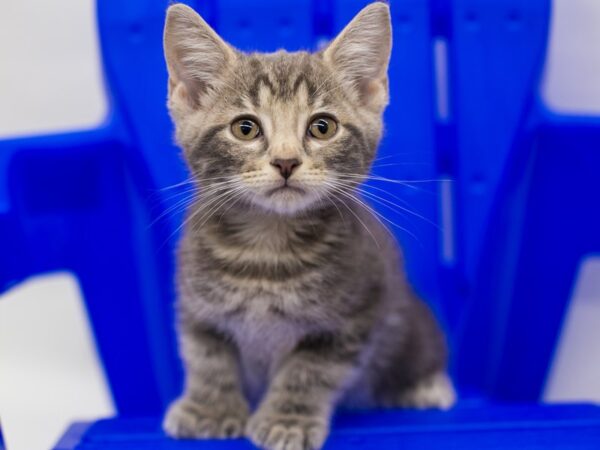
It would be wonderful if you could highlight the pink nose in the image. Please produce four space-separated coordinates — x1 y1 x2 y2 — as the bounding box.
270 158 302 179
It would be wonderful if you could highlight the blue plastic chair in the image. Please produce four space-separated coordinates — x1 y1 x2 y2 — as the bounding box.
1 0 599 448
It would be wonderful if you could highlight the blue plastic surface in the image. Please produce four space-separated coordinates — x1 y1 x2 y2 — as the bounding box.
55 404 600 449
0 419 5 450
0 0 599 449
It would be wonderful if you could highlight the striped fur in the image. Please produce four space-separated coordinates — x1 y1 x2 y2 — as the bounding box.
163 3 454 449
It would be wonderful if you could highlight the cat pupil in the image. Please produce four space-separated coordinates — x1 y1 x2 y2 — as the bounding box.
240 121 253 135
317 120 328 134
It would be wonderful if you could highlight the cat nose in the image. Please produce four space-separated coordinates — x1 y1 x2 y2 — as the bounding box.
270 158 302 180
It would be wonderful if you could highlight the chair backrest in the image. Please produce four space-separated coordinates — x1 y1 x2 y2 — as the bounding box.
3 0 599 416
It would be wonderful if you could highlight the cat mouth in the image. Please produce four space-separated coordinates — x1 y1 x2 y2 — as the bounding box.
266 184 305 197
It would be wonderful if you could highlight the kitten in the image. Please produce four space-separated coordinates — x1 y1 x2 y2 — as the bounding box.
162 2 455 450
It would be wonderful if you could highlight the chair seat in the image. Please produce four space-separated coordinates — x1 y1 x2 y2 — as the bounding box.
55 403 600 449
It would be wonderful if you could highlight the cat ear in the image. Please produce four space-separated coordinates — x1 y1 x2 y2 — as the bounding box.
323 2 392 109
164 4 236 108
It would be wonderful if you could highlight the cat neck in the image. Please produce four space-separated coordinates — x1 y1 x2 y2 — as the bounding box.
188 198 349 251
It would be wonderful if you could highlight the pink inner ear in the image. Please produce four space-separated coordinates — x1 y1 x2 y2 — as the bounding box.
357 77 388 110
170 81 200 109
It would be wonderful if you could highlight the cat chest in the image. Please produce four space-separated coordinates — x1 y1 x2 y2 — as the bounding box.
202 225 337 288
224 313 306 403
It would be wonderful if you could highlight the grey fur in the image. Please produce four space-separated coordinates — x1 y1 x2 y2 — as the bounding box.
162 3 455 449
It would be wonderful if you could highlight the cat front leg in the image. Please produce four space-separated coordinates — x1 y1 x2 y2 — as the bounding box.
163 324 249 439
246 331 364 450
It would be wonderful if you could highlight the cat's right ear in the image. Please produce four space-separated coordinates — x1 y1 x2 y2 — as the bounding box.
164 4 236 108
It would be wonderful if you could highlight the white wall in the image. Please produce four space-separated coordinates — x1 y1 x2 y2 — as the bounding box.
0 275 115 450
539 0 600 404
0 1 106 137
0 2 113 450
0 1 599 449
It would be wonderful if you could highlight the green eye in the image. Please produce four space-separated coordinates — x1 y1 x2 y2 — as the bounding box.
308 116 338 140
231 118 261 140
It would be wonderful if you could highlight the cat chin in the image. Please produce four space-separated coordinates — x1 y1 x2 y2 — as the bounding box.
250 191 321 216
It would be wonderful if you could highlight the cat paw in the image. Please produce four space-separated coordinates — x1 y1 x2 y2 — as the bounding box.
385 371 456 410
163 395 249 439
246 411 329 450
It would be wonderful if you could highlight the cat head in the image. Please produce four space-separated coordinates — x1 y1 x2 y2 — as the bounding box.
164 2 392 215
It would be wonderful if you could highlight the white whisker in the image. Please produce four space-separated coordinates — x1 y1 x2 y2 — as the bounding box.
324 181 420 245
322 182 380 248
328 179 439 229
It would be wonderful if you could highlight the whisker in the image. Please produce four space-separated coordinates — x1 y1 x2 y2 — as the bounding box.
160 182 243 246
359 190 439 229
322 182 380 248
157 179 196 192
323 192 346 224
371 154 399 163
149 186 197 208
148 193 197 228
369 162 429 169
371 152 431 163
327 179 439 229
150 182 248 229
337 173 441 194
309 185 346 225
217 190 248 224
195 185 247 229
338 173 442 184
324 182 421 245
331 177 411 206
199 186 247 227
157 174 236 192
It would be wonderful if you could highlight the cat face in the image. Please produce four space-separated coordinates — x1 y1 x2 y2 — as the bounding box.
164 2 392 215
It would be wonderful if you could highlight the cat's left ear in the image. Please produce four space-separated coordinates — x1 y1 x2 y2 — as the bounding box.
323 2 392 110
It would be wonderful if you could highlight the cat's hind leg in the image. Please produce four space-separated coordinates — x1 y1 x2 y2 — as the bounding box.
378 371 456 410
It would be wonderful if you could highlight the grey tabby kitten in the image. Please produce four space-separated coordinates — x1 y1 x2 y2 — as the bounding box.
162 2 455 450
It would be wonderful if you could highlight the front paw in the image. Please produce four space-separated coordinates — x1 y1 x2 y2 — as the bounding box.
246 410 329 450
163 395 249 439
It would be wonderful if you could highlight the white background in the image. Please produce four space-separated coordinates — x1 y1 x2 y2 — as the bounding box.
1 1 600 450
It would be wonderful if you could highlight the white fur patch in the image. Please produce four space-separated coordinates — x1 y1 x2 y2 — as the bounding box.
396 372 456 410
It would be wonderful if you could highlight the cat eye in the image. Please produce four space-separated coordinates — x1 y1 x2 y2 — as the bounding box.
308 116 338 140
231 118 261 140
